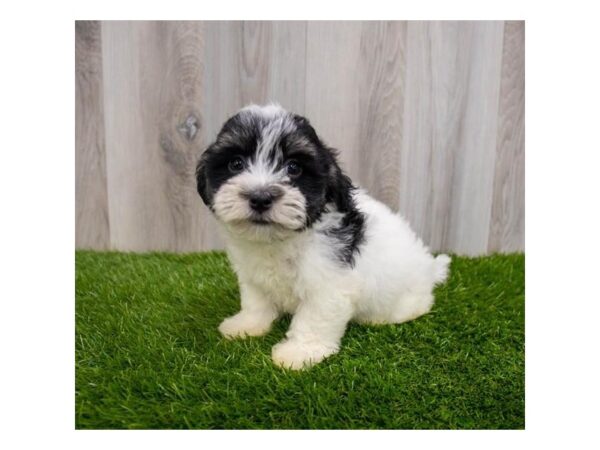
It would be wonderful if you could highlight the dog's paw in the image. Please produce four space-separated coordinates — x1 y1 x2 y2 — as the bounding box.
271 339 338 370
218 313 272 339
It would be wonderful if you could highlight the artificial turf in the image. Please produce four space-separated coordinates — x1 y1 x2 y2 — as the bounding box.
75 251 524 429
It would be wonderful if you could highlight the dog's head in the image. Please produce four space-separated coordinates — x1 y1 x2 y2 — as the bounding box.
196 104 355 241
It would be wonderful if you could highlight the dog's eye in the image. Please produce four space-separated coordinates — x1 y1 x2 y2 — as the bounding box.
228 157 245 173
285 160 302 177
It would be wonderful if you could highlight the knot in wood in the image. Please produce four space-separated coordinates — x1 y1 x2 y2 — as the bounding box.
178 114 199 141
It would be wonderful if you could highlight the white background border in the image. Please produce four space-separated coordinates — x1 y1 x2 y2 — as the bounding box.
1 0 599 448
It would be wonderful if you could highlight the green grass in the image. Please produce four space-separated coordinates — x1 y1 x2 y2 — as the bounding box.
75 251 524 429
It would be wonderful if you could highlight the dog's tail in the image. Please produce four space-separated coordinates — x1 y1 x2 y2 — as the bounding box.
433 254 451 284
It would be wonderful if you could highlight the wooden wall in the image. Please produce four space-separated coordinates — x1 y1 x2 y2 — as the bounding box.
76 21 525 255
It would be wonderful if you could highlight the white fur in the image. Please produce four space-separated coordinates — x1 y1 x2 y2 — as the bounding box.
218 189 450 370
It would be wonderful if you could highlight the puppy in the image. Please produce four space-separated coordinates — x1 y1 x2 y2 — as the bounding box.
196 104 450 370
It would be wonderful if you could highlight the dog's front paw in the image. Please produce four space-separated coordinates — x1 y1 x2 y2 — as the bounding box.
218 312 272 339
271 339 338 370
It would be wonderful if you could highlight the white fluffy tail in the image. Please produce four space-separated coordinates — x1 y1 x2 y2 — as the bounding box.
433 254 451 284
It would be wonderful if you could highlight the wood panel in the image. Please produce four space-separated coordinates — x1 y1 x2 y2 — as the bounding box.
76 21 525 254
75 21 109 249
305 21 363 178
269 22 307 114
101 21 207 251
488 21 525 253
357 21 406 209
401 21 505 255
202 21 307 138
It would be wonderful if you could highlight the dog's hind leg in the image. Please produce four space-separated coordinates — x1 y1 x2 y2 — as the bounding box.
354 292 433 326
388 292 434 324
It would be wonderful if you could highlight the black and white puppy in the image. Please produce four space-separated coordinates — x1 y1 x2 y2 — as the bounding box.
196 104 450 369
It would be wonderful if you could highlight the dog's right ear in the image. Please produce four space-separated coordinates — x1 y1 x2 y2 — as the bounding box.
195 148 213 206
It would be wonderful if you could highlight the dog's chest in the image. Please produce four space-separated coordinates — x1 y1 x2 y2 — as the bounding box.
231 244 303 313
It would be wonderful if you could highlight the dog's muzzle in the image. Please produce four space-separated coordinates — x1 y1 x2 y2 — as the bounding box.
245 186 284 214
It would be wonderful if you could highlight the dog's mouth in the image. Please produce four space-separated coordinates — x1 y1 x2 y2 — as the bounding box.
249 218 272 225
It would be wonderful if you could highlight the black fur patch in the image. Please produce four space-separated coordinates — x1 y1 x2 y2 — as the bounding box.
195 113 261 207
321 163 366 267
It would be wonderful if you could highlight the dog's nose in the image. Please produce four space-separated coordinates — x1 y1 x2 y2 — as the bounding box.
248 191 275 213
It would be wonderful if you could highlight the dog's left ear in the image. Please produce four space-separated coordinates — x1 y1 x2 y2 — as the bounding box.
324 149 355 214
291 113 356 214
195 150 212 206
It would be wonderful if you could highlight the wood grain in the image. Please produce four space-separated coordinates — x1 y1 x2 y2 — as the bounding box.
202 21 307 130
401 21 505 255
488 21 525 253
76 21 525 254
357 21 406 210
269 22 307 114
305 21 363 178
156 22 211 252
101 21 207 251
75 21 110 249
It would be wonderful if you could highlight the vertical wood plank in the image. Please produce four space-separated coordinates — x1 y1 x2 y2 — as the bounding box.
488 21 525 253
269 21 307 114
101 21 208 251
306 22 406 209
75 21 110 249
305 21 363 179
401 21 505 255
158 22 212 252
202 21 307 136
357 21 406 209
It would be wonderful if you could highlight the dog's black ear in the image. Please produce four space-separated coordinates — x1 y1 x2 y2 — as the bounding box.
195 149 212 206
323 147 365 265
291 113 357 214
324 150 355 214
